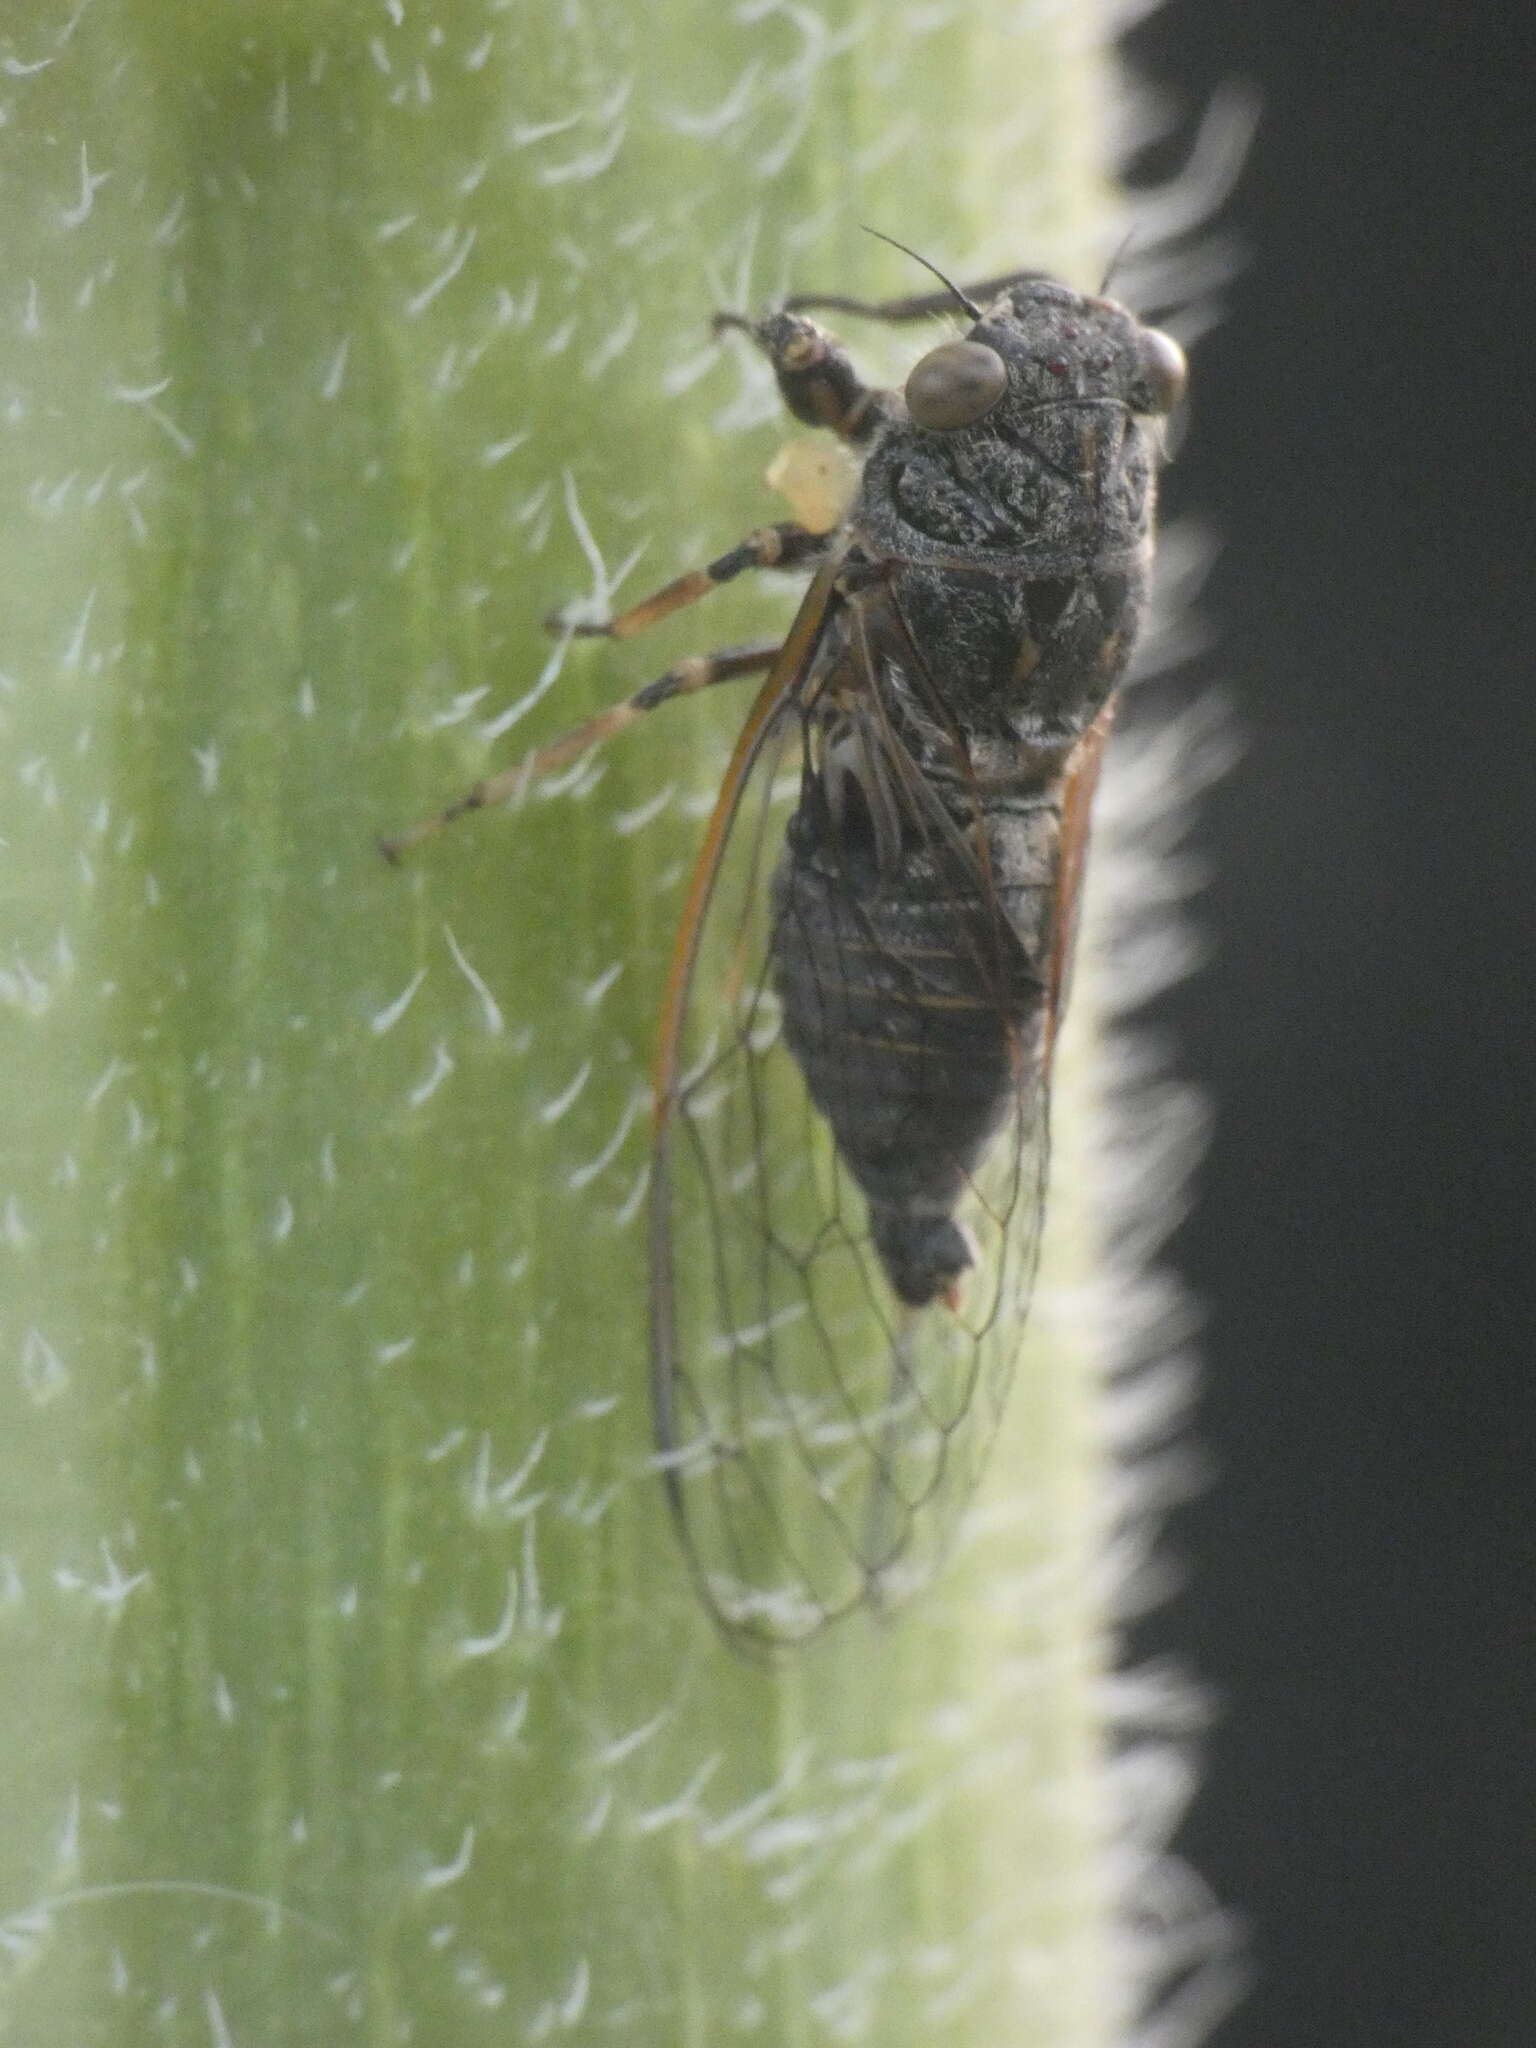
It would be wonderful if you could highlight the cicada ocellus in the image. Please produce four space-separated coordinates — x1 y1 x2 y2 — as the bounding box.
384 259 1186 1651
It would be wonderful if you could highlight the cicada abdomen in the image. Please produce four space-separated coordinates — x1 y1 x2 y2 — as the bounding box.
771 758 1059 1314
646 671 1073 1649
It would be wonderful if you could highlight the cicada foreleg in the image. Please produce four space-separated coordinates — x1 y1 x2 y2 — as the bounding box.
379 639 782 863
713 309 897 447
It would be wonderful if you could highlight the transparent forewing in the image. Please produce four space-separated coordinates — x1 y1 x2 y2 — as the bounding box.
649 631 1052 1652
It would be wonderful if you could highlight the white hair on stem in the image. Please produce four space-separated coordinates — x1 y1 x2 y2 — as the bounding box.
1090 36 1259 2048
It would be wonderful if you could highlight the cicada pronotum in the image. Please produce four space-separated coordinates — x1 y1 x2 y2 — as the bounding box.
384 257 1186 1652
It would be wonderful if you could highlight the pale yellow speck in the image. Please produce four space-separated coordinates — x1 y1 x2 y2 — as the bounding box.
764 438 859 535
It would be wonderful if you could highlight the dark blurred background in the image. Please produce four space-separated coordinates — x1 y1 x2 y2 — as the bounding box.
1115 4 1534 2043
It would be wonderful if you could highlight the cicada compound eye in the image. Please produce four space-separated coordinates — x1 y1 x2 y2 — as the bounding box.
1131 326 1188 415
904 339 1008 431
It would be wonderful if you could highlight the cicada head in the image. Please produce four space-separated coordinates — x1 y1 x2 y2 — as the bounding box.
862 276 1185 589
903 278 1185 431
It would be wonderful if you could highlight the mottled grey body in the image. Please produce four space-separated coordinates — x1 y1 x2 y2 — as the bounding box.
772 764 1060 1304
382 266 1185 1645
766 279 1170 1306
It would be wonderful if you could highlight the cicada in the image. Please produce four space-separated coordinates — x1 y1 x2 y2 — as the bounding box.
384 259 1186 1651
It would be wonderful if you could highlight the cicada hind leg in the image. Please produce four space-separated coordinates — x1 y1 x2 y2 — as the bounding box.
378 641 783 862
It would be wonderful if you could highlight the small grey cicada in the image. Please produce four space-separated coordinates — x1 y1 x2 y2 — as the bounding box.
384 256 1186 1653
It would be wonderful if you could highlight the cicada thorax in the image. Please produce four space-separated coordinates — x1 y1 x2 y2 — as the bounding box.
888 551 1151 741
769 711 1062 1311
856 384 1158 742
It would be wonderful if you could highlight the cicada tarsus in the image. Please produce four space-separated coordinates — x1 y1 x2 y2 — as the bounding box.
383 260 1187 1652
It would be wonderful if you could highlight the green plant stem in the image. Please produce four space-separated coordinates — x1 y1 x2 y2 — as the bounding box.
0 4 1126 2041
